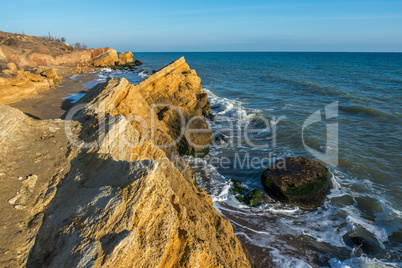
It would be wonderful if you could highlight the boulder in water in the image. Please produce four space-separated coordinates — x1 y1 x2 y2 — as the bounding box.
261 156 331 207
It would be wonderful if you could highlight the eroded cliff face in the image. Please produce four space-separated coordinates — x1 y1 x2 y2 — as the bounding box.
0 31 123 104
0 31 119 68
0 65 62 104
0 58 254 267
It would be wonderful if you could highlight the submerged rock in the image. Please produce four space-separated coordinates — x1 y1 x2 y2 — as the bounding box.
213 133 229 145
261 156 331 207
230 180 266 207
244 189 262 207
343 231 382 256
134 59 143 66
230 179 247 195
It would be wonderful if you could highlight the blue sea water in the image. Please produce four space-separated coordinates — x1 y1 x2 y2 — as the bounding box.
95 52 402 267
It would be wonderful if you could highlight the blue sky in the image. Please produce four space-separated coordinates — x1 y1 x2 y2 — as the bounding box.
1 0 401 52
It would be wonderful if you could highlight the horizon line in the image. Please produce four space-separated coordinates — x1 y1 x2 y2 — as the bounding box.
132 51 402 53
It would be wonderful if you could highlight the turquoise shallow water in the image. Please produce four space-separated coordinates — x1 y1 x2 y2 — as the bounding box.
96 52 402 267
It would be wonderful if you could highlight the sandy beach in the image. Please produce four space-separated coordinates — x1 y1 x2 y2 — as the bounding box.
9 70 98 120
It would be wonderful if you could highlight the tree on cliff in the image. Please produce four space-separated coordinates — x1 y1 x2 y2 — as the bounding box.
74 42 88 50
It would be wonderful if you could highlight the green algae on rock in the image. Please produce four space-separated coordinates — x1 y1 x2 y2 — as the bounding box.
230 180 263 207
244 189 262 207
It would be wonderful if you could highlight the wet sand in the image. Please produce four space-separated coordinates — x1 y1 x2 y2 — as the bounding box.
9 72 98 120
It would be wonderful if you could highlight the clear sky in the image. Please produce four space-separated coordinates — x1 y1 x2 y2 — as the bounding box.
1 0 401 52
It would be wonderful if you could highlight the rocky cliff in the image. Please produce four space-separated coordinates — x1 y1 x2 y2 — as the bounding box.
0 64 62 104
0 58 253 267
0 31 118 68
0 31 126 104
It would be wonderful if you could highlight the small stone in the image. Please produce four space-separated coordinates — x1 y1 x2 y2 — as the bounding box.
7 62 17 71
23 175 38 192
134 59 143 66
2 69 14 75
8 195 19 205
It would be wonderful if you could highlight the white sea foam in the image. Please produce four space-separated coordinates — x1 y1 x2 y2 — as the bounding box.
329 256 402 268
138 70 149 79
99 68 113 73
195 85 402 266
204 88 259 123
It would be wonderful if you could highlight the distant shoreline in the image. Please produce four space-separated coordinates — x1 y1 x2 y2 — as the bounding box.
133 51 402 53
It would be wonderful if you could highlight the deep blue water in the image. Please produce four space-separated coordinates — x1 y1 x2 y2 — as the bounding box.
96 52 402 267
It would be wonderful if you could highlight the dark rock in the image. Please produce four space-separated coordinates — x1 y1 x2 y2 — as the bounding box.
213 133 229 145
134 59 143 66
259 192 276 204
343 231 382 256
261 156 330 207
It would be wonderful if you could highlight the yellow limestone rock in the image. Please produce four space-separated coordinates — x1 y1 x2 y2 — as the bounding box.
117 51 134 65
7 62 17 71
0 58 254 267
92 48 118 67
0 68 57 104
79 57 213 156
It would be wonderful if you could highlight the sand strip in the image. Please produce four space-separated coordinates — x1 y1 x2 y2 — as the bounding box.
9 71 99 120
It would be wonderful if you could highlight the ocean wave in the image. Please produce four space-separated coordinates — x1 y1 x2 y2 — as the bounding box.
190 68 400 266
260 72 380 104
341 105 393 118
192 134 402 266
205 88 258 122
138 70 149 79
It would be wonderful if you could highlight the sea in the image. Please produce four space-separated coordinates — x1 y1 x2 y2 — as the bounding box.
74 52 402 267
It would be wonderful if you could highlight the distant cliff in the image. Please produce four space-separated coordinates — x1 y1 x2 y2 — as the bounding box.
0 31 118 68
0 31 125 104
0 58 254 267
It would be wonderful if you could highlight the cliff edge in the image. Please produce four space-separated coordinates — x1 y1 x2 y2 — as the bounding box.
0 58 254 267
